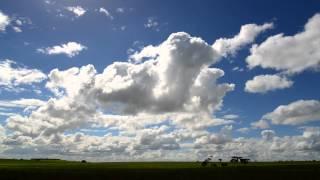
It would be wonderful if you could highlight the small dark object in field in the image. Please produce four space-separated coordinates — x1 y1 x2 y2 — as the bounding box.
201 161 207 167
201 157 212 167
81 160 87 163
221 163 228 166
211 163 217 167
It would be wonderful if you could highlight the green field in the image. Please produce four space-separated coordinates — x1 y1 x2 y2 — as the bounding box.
0 159 319 180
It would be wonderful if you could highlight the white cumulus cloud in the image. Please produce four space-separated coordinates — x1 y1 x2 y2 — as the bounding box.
0 11 10 32
245 74 293 93
261 130 275 141
5 32 236 151
251 119 270 129
246 13 320 74
0 59 47 89
262 100 320 125
212 22 273 57
66 6 86 17
0 23 286 160
37 42 87 58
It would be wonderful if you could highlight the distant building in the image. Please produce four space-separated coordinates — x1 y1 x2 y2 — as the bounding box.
240 158 250 164
230 156 250 164
230 156 242 163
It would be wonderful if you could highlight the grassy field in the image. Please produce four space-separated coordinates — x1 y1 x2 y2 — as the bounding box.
0 159 319 180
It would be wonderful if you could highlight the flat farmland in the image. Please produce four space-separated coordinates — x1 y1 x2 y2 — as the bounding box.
0 159 319 180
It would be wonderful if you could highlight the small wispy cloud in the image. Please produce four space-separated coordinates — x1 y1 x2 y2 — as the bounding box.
0 59 47 90
0 11 10 32
116 8 125 13
144 17 160 31
237 127 250 134
223 114 239 120
66 6 86 17
232 66 244 72
37 42 87 58
120 25 126 31
12 26 22 32
99 7 113 20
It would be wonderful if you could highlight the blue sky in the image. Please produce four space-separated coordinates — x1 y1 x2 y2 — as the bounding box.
0 0 320 161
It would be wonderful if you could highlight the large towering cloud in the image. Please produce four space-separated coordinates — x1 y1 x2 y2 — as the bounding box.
2 24 281 160
98 32 234 115
7 32 235 138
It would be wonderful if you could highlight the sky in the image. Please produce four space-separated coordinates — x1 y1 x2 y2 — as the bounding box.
0 0 320 161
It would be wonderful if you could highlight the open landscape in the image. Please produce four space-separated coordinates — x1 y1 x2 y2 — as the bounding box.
1 0 320 179
0 159 320 180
